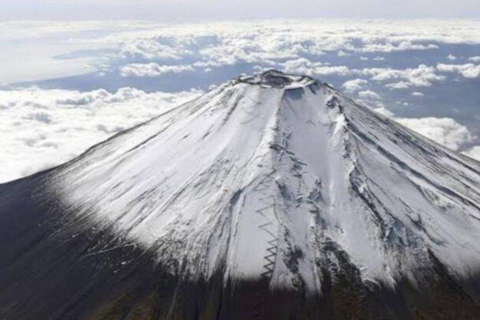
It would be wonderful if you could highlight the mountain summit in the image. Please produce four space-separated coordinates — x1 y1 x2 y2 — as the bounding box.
2 70 480 319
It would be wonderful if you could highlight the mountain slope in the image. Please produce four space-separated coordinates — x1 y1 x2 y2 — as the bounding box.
2 70 480 319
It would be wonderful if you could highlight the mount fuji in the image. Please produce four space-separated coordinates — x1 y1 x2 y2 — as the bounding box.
2 70 480 319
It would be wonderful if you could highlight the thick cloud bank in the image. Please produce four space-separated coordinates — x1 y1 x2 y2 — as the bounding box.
396 117 475 151
0 88 199 183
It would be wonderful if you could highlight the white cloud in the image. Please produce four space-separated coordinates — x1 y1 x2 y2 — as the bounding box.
358 90 382 100
374 107 395 117
280 58 352 77
314 66 352 76
2 20 480 85
40 20 477 83
369 108 478 153
281 58 317 76
361 64 446 88
446 54 457 61
342 78 368 92
0 87 200 183
360 41 438 53
386 81 411 90
120 63 195 77
411 91 424 96
396 117 475 151
463 147 480 161
437 63 480 78
281 60 445 85
469 56 480 62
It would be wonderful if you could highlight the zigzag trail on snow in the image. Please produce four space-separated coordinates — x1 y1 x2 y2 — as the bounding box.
2 70 480 319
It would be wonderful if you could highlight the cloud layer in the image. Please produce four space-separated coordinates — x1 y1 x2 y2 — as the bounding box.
0 87 200 183
396 117 475 151
373 109 479 160
1 20 480 182
437 63 480 79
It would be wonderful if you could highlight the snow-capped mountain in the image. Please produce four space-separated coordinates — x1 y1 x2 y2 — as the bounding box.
2 70 480 319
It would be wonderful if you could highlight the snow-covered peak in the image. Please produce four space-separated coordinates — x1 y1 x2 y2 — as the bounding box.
43 71 480 293
236 70 317 89
4 72 480 319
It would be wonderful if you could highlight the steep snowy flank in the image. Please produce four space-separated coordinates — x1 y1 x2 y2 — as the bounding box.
47 70 480 291
2 70 480 319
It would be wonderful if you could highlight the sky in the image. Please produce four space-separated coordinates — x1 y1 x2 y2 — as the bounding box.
0 4 480 184
1 0 480 20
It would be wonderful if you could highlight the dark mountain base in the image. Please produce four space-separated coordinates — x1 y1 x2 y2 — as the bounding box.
85 263 480 320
